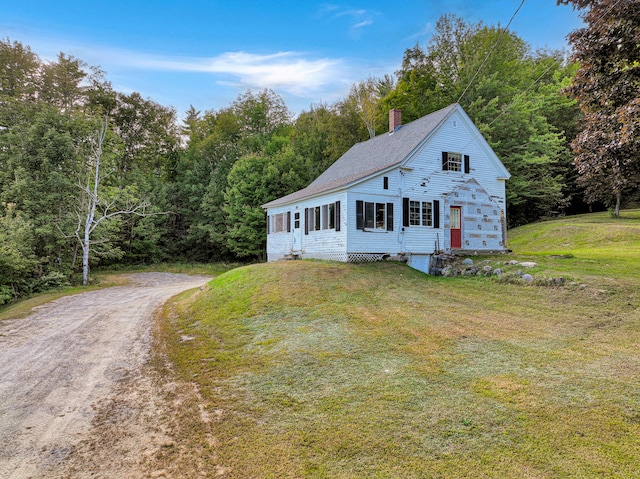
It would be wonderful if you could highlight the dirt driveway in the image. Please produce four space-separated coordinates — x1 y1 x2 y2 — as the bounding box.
0 273 211 479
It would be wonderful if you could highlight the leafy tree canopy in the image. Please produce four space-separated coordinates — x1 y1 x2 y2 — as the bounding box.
559 0 640 215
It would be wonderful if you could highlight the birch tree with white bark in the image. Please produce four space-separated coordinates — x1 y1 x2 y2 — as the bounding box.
345 76 382 139
74 118 150 285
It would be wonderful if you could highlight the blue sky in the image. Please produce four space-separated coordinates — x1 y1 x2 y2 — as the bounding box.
3 1 583 120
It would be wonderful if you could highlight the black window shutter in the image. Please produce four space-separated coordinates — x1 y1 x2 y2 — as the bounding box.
442 151 448 170
267 215 270 235
464 155 470 174
304 208 309 235
402 197 410 227
386 203 394 231
356 200 364 230
335 201 341 231
433 200 440 228
364 202 374 229
287 212 291 232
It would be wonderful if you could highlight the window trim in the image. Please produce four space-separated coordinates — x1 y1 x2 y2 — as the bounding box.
305 201 341 234
443 151 462 172
268 211 291 234
442 152 470 173
356 200 393 232
403 199 440 228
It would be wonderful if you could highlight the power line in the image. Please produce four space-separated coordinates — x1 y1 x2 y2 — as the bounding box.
460 0 625 152
456 0 526 105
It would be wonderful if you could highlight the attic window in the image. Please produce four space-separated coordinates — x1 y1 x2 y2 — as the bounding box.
443 152 462 171
383 176 389 189
442 152 470 173
452 120 457 127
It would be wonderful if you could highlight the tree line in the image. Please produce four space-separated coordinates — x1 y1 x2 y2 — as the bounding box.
1 7 637 302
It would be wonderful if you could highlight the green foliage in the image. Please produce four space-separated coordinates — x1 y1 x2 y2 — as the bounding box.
0 203 38 296
0 21 593 280
0 38 40 100
30 271 71 293
380 15 582 225
0 39 183 290
223 146 306 258
560 0 640 215
291 103 364 181
0 286 12 305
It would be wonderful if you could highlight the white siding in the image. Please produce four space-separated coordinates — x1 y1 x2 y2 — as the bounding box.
341 111 508 257
399 109 507 253
265 105 508 269
265 204 294 261
266 192 347 262
345 189 403 255
405 110 506 202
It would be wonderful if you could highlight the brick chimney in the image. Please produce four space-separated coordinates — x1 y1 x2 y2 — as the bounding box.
389 108 402 133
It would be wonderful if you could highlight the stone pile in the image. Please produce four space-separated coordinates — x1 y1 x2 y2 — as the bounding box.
435 256 568 286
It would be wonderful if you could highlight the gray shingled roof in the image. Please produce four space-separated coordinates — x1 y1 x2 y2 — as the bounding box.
263 103 458 208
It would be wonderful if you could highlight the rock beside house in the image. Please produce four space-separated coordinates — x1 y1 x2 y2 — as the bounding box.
518 261 538 268
434 255 570 286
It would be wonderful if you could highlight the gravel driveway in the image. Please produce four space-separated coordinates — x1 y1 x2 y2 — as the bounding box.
0 273 211 479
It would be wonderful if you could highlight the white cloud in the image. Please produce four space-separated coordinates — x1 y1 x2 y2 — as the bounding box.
317 4 377 35
19 36 350 101
352 20 374 30
5 30 367 113
132 51 345 96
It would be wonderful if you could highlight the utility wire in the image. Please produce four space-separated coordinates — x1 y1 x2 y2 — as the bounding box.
460 0 625 152
456 0 526 105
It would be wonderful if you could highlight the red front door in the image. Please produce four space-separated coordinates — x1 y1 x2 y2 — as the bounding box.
450 206 462 249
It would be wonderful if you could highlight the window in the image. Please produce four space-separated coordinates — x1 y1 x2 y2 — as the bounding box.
442 152 470 173
403 198 439 228
376 203 386 229
409 200 433 226
321 203 336 230
444 152 462 172
383 176 389 190
269 212 291 234
305 201 340 234
365 202 375 228
422 202 433 226
356 200 393 231
294 212 300 229
409 200 421 226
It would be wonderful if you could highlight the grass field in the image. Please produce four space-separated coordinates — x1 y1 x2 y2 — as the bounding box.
153 211 640 478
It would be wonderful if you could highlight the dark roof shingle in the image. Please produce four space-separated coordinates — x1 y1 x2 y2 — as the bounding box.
263 103 457 208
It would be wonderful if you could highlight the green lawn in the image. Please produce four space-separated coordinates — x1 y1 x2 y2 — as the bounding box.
155 211 640 478
507 209 640 279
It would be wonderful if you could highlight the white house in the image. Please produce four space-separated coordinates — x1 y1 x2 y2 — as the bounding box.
262 103 510 274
